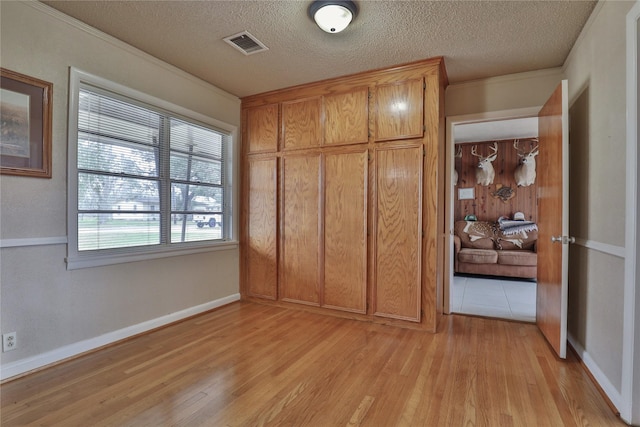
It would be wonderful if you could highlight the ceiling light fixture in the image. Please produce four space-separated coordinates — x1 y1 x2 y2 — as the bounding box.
308 0 358 34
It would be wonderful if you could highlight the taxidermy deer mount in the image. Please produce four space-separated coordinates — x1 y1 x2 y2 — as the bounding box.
453 145 462 186
513 139 539 187
471 142 498 186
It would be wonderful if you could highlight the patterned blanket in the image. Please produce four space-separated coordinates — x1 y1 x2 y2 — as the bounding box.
497 217 538 236
461 219 538 249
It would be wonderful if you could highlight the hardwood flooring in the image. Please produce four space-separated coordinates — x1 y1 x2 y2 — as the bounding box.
1 302 626 426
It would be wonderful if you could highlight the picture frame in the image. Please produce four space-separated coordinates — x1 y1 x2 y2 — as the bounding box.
458 187 475 200
0 68 52 178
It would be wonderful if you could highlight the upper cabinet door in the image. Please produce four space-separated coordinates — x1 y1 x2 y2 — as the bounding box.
282 97 322 150
323 88 369 146
374 79 424 142
246 104 278 154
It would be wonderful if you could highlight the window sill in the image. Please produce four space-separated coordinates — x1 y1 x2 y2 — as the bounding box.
66 240 239 270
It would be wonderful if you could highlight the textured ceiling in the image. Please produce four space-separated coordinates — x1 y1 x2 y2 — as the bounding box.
41 0 596 98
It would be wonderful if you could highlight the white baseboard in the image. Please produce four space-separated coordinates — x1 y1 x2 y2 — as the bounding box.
568 333 622 412
0 293 240 381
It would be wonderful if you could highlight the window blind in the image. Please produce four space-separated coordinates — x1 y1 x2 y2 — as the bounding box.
76 85 229 252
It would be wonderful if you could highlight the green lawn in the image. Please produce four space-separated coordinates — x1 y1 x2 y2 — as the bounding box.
78 218 222 251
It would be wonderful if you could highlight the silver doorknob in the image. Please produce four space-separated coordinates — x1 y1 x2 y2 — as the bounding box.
551 236 575 244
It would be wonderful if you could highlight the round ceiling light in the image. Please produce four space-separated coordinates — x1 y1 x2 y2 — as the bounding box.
309 0 358 33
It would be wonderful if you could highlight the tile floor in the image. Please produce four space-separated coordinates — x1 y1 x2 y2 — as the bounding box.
451 274 537 322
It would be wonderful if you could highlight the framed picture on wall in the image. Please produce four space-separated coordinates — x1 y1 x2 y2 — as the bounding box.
0 68 52 178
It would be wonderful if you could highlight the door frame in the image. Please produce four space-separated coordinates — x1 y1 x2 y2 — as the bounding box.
622 1 640 424
444 107 541 314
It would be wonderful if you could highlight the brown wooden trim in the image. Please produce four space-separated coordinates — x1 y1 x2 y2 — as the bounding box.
244 296 430 331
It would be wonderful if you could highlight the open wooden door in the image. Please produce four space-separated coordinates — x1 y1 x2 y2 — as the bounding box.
536 80 571 359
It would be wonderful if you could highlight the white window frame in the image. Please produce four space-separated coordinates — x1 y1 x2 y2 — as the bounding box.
66 68 237 270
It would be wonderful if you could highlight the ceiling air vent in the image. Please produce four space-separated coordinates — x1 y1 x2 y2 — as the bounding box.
223 31 269 56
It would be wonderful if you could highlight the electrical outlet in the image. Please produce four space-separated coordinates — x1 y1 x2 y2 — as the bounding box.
2 332 17 352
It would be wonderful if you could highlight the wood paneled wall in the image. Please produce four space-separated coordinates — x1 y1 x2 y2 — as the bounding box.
454 138 538 223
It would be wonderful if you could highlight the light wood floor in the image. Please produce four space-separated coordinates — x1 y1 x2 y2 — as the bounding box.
1 302 626 426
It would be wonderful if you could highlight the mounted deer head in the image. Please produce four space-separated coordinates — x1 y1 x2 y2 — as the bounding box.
453 145 462 186
513 139 539 187
471 142 498 186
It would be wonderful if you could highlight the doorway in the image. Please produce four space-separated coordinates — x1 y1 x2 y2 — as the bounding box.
444 108 542 322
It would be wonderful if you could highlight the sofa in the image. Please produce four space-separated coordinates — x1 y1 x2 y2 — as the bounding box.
453 220 538 279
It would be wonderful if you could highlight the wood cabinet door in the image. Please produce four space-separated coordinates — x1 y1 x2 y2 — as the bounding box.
324 88 369 146
246 104 278 154
374 145 423 322
281 154 321 305
247 158 278 299
323 150 368 313
375 79 424 142
282 97 322 150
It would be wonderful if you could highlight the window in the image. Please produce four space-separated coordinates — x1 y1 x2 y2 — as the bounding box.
67 69 236 269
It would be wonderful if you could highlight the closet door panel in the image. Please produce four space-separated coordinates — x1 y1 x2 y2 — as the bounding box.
282 97 322 150
247 158 278 299
324 88 369 146
246 104 278 154
374 146 422 321
323 150 368 313
375 79 424 142
281 154 321 305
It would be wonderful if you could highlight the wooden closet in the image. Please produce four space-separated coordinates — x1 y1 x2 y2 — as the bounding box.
241 58 448 332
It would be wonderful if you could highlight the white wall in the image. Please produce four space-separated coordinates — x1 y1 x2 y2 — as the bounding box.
0 1 241 379
631 4 640 423
446 67 564 117
563 0 635 414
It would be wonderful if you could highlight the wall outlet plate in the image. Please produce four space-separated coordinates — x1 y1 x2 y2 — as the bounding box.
2 332 17 352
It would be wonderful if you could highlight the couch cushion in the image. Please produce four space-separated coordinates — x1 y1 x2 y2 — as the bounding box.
454 221 496 250
458 248 498 264
497 250 537 266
